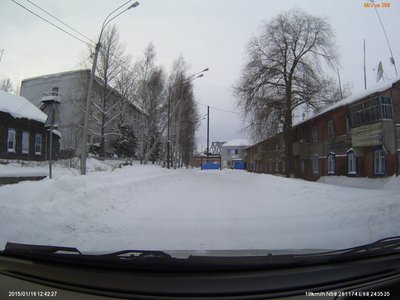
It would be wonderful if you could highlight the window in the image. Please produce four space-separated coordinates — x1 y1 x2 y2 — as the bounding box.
22 131 30 154
35 133 42 155
327 120 334 138
345 113 351 133
301 160 305 174
312 155 319 174
347 150 357 175
7 128 16 153
327 153 335 175
349 97 393 128
374 148 386 176
312 126 318 143
381 97 393 119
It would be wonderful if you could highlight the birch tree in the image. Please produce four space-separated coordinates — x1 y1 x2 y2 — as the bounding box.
133 43 166 163
83 25 131 156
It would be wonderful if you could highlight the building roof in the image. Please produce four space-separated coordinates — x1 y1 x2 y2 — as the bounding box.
222 139 251 147
297 76 400 126
22 69 145 116
0 90 47 123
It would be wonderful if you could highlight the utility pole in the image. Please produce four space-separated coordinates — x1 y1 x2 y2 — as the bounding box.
364 39 367 90
167 85 171 169
159 68 209 167
80 1 139 175
206 105 209 163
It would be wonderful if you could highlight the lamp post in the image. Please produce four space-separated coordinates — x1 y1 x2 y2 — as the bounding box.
80 1 139 175
165 68 209 168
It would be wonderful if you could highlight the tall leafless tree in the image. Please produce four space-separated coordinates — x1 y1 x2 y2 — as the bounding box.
133 43 166 163
235 8 340 177
82 25 132 156
168 56 199 168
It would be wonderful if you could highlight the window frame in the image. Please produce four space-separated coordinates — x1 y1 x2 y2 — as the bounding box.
347 150 357 176
34 133 42 155
327 152 336 175
312 126 318 143
7 128 16 153
373 147 386 176
312 154 319 174
22 131 30 154
327 120 335 139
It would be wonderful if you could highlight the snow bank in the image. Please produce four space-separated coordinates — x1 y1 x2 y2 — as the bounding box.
318 175 400 191
0 166 399 253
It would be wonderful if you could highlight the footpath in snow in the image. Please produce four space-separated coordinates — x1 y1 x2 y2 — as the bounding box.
0 161 399 252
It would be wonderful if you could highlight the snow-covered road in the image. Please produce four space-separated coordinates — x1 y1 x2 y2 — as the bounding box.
1 164 399 252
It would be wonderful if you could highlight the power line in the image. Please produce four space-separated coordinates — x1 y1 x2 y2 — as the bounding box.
10 0 94 47
11 0 136 80
24 0 95 45
370 0 398 76
198 102 240 115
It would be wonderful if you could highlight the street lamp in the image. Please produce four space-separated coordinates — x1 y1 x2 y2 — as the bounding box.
165 68 209 168
80 1 139 175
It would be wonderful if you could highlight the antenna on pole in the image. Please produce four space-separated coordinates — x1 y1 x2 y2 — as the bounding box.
0 49 4 64
337 67 343 99
364 39 367 90
369 0 398 77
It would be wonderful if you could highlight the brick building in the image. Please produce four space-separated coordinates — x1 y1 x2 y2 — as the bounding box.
244 78 400 180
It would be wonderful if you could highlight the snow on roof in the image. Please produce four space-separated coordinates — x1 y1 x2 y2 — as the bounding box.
0 90 47 123
297 77 400 126
21 69 89 83
222 139 251 147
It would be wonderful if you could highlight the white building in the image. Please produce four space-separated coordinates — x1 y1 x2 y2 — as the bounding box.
221 139 251 169
20 70 144 157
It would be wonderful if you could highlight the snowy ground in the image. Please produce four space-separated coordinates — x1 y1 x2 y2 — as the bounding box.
0 160 399 253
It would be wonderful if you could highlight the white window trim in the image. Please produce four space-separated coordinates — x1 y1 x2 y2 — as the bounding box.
347 152 357 175
327 153 335 175
7 128 16 153
374 149 386 175
22 131 30 154
35 133 42 155
312 154 319 174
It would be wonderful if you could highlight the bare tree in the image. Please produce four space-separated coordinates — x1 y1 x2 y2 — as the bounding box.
133 43 167 163
168 56 199 168
235 8 339 177
83 25 131 156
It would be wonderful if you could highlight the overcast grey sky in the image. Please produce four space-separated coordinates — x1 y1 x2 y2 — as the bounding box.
1 0 399 149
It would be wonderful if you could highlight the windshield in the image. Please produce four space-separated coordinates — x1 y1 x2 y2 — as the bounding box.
0 0 399 261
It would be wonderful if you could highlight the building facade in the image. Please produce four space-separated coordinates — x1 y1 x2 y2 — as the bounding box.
20 70 144 157
221 139 250 169
0 90 59 161
245 78 400 180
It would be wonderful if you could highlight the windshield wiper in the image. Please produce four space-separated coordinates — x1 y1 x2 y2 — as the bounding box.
293 236 400 260
2 236 400 270
3 242 82 256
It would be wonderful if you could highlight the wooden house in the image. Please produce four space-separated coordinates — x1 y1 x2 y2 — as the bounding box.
0 90 59 161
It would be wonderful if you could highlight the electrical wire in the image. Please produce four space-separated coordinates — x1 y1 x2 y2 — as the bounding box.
10 0 93 47
24 0 95 45
198 102 240 115
370 0 398 76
